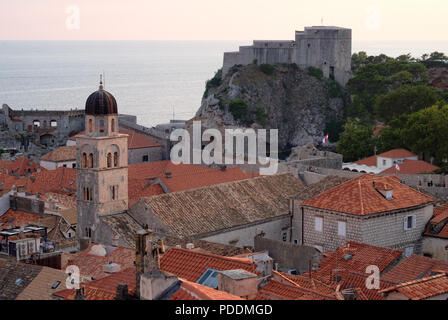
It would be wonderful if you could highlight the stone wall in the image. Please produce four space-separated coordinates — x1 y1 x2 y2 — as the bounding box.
422 236 448 261
295 204 433 253
254 236 323 273
222 27 352 86
128 146 163 165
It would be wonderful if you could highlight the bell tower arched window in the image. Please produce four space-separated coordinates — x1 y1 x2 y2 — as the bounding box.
111 118 115 133
89 119 93 133
107 153 112 168
114 152 118 167
99 120 105 133
82 153 87 168
88 153 93 168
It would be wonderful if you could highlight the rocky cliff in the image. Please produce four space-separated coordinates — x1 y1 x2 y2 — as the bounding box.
195 63 346 151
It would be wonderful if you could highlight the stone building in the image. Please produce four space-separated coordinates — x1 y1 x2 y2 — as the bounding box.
76 80 129 241
1 104 85 147
223 26 352 85
292 175 435 254
422 205 448 261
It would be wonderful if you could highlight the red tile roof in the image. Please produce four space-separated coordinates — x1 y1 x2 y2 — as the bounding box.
170 280 244 300
67 244 135 280
380 272 448 300
381 255 448 283
41 146 76 162
301 175 434 216
377 149 416 159
2 157 45 177
160 248 258 282
424 206 448 239
381 159 439 175
69 128 160 149
24 167 76 196
256 279 336 300
354 155 378 167
53 267 136 300
0 209 41 231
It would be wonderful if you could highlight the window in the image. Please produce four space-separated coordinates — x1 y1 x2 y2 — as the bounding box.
111 119 115 132
89 119 93 133
99 120 105 133
338 221 346 237
83 187 92 201
63 164 67 168
404 215 416 230
107 153 112 168
282 232 287 242
82 153 87 168
27 241 35 254
142 155 149 162
88 153 93 168
405 247 414 257
293 240 298 245
19 243 27 257
315 217 323 232
382 159 386 166
111 185 118 200
72 163 76 168
50 120 57 128
114 152 118 167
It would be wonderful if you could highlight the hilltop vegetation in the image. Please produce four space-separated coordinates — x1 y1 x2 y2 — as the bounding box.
337 51 448 166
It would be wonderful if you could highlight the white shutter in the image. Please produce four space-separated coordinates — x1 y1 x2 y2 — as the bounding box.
412 215 417 229
338 221 346 237
403 216 408 230
315 217 323 232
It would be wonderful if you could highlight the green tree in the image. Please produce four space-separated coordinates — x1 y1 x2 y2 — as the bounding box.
401 104 448 165
336 120 376 162
229 99 249 124
374 85 439 123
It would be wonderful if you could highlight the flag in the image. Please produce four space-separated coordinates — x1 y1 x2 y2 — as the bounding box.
395 164 400 171
322 134 329 144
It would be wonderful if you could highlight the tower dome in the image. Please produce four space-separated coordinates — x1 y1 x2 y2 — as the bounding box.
85 79 118 115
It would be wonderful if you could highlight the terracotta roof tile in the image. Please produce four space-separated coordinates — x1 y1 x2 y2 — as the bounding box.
257 279 336 300
41 146 76 162
3 157 45 177
381 159 439 175
377 149 417 159
16 267 66 300
160 247 258 282
140 174 304 238
0 209 41 231
380 272 448 300
70 128 160 149
171 280 244 300
301 174 434 216
67 244 135 280
354 155 378 167
382 255 448 283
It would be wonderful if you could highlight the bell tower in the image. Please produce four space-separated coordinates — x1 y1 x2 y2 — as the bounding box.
76 78 129 242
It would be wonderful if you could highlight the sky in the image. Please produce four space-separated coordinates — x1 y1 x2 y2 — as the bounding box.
0 0 447 42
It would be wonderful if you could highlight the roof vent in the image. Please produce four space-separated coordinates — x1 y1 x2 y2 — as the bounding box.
103 262 121 274
165 172 172 179
186 243 194 250
343 254 353 260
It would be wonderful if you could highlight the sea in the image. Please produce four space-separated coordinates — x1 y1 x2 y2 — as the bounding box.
1 40 448 128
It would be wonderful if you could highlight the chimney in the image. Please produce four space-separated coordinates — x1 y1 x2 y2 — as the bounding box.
218 269 259 300
136 230 178 300
115 283 129 300
186 243 194 250
79 237 91 252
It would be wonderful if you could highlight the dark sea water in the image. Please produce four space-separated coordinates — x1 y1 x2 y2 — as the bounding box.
1 40 448 127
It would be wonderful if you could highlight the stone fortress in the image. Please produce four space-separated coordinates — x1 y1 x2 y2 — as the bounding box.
223 26 352 85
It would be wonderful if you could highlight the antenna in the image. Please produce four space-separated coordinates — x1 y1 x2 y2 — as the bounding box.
103 71 106 88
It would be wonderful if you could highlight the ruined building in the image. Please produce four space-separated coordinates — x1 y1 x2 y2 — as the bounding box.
223 26 352 85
